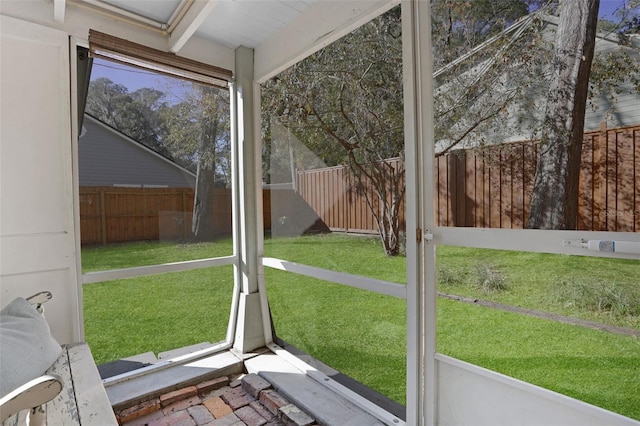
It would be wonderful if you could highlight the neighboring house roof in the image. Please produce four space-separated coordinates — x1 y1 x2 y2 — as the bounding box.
434 12 640 152
545 14 640 131
79 114 196 188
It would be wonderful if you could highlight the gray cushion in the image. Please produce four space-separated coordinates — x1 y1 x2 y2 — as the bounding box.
0 298 62 398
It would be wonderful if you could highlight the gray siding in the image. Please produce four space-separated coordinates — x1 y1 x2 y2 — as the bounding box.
584 35 640 130
435 19 640 153
527 27 640 133
79 115 196 188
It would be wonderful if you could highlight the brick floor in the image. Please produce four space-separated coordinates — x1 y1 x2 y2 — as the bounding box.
117 374 318 426
204 397 233 419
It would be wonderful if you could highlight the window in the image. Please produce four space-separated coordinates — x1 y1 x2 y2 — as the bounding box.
78 43 237 370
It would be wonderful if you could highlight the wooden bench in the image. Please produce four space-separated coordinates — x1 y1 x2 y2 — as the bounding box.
2 343 117 425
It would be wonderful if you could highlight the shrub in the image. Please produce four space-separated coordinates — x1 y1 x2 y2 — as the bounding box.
437 265 467 287
555 279 640 318
474 263 507 292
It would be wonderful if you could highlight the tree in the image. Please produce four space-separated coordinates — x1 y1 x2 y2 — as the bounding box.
86 78 171 157
86 75 231 241
263 7 406 255
431 0 533 66
431 0 638 229
527 0 600 229
262 0 637 248
162 84 231 240
431 0 552 156
591 0 640 114
263 2 539 254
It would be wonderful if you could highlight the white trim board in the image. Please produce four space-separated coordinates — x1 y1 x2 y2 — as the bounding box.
436 354 640 426
436 227 640 260
262 257 407 299
82 255 235 284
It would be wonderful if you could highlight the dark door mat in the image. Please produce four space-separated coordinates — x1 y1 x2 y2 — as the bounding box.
98 359 152 379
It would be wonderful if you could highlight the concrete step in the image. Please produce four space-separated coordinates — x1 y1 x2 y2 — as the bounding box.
157 342 213 360
245 353 388 426
125 351 158 364
105 350 244 411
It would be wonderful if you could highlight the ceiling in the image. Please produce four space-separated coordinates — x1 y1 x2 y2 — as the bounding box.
68 0 316 51
7 0 396 81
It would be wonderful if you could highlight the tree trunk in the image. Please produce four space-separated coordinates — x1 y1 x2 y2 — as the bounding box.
527 0 600 229
352 160 404 256
192 163 216 241
192 86 219 241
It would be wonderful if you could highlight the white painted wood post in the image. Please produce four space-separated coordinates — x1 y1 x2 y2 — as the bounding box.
232 46 268 353
402 1 437 425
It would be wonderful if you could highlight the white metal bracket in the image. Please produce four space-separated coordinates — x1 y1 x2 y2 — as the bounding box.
563 239 586 248
424 229 434 243
564 239 639 255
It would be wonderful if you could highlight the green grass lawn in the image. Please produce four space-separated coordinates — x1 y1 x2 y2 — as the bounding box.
82 234 640 419
436 245 640 329
83 266 234 364
81 239 234 272
264 268 407 403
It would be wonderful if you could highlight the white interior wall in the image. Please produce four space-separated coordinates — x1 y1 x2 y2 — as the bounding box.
0 15 80 344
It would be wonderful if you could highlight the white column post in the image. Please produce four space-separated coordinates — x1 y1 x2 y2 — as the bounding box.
232 46 268 353
402 1 437 425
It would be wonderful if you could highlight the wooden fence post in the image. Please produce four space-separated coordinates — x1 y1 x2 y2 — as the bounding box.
142 191 147 239
594 121 608 230
100 190 107 245
345 165 351 233
182 190 187 240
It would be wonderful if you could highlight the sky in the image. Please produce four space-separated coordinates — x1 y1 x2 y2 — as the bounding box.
90 0 631 94
90 59 163 92
90 59 186 96
599 0 628 20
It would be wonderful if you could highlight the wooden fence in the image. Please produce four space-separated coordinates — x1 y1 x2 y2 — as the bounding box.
295 159 405 234
436 123 639 231
80 187 222 245
79 186 324 244
80 123 638 244
296 123 639 233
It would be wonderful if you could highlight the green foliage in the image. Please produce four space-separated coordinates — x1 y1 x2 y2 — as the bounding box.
436 245 640 329
263 8 407 255
86 72 231 240
437 265 468 286
161 85 231 186
86 76 232 185
438 261 508 292
431 0 531 66
262 6 404 166
86 78 172 157
596 0 640 35
589 50 640 113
